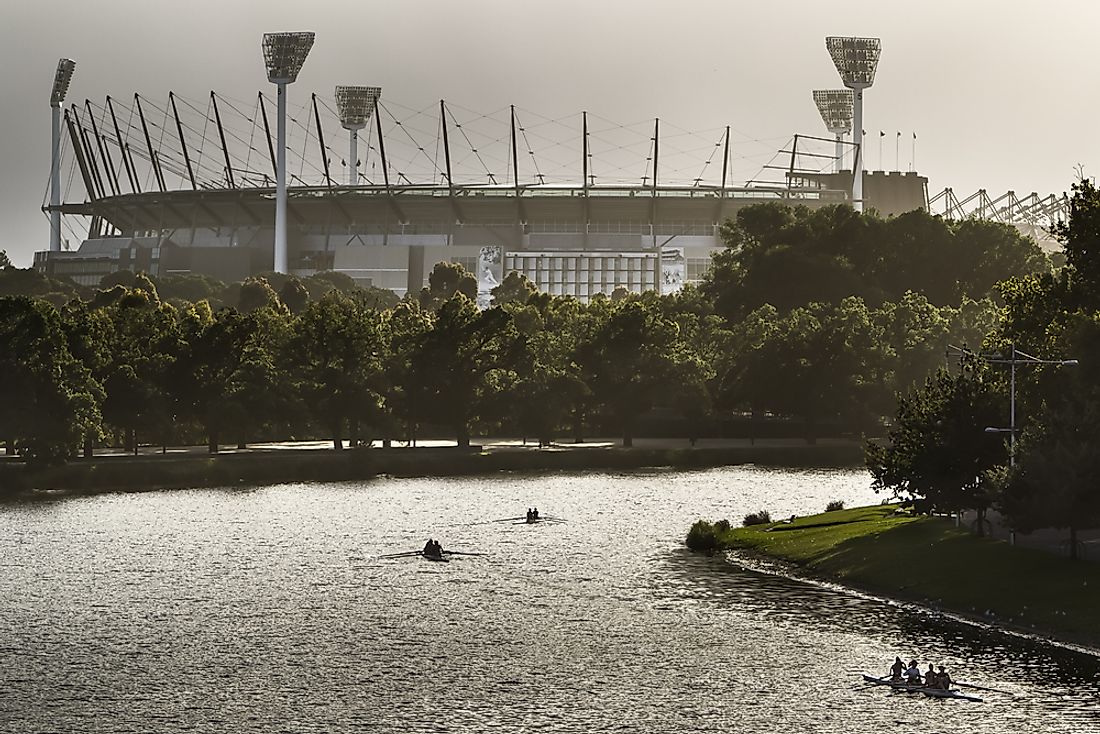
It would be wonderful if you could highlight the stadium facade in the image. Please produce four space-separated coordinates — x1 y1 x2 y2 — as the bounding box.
36 89 928 302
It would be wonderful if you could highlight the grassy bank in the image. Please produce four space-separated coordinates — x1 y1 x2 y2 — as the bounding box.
0 441 865 495
690 505 1100 649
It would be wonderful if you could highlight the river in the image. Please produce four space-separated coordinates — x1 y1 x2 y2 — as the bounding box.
0 466 1097 732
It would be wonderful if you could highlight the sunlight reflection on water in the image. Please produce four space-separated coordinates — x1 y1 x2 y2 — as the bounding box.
0 465 1097 732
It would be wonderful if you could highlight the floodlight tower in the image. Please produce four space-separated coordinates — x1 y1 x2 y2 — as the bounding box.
262 31 315 273
335 85 381 186
812 89 853 173
49 58 76 252
825 36 881 212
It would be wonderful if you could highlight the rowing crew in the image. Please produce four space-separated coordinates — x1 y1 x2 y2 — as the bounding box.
422 539 445 557
526 507 540 522
890 657 954 690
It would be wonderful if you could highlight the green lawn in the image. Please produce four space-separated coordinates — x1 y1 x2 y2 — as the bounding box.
715 505 1100 648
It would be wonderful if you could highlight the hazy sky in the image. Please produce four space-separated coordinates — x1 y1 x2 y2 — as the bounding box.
2 0 1096 266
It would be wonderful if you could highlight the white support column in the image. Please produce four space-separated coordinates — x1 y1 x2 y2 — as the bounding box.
50 104 62 252
275 81 288 273
349 130 358 186
852 89 864 212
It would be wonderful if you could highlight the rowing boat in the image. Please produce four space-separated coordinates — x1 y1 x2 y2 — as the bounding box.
422 553 450 563
861 674 983 702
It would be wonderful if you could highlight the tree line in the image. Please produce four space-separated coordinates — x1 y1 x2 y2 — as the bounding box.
0 203 1048 467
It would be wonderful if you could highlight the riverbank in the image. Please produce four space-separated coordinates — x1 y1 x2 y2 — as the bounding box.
0 438 864 495
689 505 1100 650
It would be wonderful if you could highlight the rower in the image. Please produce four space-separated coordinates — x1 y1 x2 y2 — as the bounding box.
903 660 922 686
924 663 937 688
935 665 953 690
526 508 533 522
533 507 540 520
432 540 444 556
889 656 904 681
423 539 435 555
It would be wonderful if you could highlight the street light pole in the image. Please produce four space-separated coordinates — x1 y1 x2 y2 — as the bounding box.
978 344 1079 467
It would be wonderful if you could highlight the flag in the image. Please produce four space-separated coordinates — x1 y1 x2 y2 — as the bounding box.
896 131 901 138
913 132 917 140
880 130 885 137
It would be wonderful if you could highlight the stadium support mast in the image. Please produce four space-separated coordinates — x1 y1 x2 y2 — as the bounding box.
262 31 315 273
50 58 75 252
825 37 880 212
336 85 381 186
812 89 854 173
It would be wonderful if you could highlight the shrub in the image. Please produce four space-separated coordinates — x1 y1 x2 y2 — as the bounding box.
825 500 845 512
686 519 721 553
714 519 731 533
742 510 771 526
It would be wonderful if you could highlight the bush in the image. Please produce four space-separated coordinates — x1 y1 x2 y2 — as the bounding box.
686 519 722 553
742 510 771 526
825 500 845 512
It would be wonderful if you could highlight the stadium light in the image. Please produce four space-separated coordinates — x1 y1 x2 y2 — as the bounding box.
262 31 315 273
336 85 381 186
50 58 76 253
825 36 881 212
812 89 853 173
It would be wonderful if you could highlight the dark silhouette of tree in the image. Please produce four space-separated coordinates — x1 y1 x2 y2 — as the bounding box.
490 271 537 307
867 363 1007 529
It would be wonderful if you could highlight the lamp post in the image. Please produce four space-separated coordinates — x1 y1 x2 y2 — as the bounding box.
50 58 76 253
812 89 854 173
825 37 881 212
335 85 381 186
262 31 315 274
978 344 1078 466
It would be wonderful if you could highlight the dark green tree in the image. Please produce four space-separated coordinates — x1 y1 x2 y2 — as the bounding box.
290 291 386 450
490 271 537 307
867 363 1007 530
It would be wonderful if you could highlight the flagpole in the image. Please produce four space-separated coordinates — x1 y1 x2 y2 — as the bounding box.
895 131 900 171
911 132 917 172
878 131 883 170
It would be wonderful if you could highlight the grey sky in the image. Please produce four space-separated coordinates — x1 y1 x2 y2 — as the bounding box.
2 0 1095 266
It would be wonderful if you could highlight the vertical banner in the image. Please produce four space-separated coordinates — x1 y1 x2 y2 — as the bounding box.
477 245 503 309
661 246 685 295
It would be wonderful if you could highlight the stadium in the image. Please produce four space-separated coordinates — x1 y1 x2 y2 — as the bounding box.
36 36 1017 303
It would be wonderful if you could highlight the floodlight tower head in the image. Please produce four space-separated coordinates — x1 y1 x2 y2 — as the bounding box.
825 36 881 90
50 58 76 108
336 85 381 131
825 36 880 212
262 32 315 84
812 89 853 136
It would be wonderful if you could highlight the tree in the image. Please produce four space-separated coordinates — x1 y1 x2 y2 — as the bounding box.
574 299 698 447
0 250 10 269
290 291 386 450
98 288 182 453
867 363 1007 530
406 294 516 446
490 271 537 307
1001 397 1100 559
419 261 477 311
0 297 102 463
237 276 285 315
279 278 310 314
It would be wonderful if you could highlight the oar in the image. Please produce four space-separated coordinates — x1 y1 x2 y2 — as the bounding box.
954 681 1015 695
492 516 527 523
442 550 488 556
379 551 423 559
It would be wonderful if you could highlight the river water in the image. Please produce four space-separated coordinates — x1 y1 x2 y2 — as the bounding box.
0 466 1097 733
